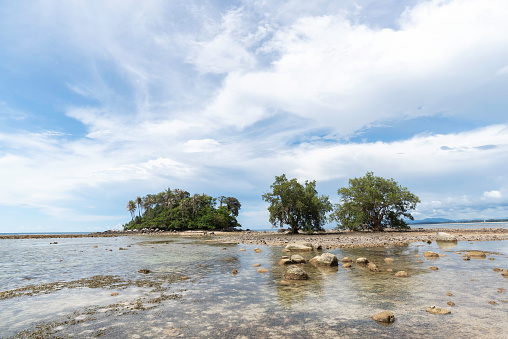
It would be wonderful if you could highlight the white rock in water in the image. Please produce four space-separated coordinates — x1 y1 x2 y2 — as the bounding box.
435 232 457 242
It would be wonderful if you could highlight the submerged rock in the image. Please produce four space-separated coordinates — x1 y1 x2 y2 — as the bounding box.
138 269 151 274
429 266 439 271
424 251 439 258
395 271 408 278
309 253 339 267
367 262 379 272
384 258 394 263
466 251 486 259
371 311 395 323
284 265 309 280
252 263 261 267
426 306 451 314
447 301 455 306
257 268 269 274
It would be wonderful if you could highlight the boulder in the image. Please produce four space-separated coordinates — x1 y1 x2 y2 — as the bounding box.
426 306 451 315
435 232 457 242
290 254 307 264
341 257 352 263
309 253 339 267
424 251 439 258
395 271 408 278
356 257 369 264
284 265 309 280
279 259 293 266
466 251 486 259
285 243 313 251
367 263 379 272
371 311 395 323
278 259 291 266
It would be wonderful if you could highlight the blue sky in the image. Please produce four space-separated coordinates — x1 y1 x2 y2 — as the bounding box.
1 0 508 232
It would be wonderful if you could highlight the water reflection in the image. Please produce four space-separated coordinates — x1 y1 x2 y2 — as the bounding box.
436 240 458 250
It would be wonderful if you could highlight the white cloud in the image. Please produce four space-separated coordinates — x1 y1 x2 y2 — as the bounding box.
483 190 502 199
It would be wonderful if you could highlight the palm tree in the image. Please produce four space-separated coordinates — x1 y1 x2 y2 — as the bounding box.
136 196 143 220
126 200 136 221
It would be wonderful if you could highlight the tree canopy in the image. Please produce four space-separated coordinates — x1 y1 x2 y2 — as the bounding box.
330 172 420 232
262 174 332 234
124 188 241 231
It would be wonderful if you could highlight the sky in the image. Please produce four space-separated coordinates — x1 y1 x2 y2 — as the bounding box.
1 0 508 233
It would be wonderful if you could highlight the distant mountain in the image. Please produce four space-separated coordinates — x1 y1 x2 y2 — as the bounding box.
408 218 454 224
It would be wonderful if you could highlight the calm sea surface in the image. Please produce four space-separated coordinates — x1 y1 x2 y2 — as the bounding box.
1 232 507 338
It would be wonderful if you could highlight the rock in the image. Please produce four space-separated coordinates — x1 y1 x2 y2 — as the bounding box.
493 268 503 272
446 292 453 296
426 306 451 315
291 254 307 264
386 268 393 272
138 269 151 274
281 256 289 259
111 292 119 296
501 270 508 277
257 268 269 273
371 311 395 323
436 232 457 242
254 248 262 253
252 263 261 267
284 265 309 280
342 263 352 268
119 247 127 250
309 253 339 267
93 245 98 248
285 242 313 251
278 259 292 266
447 301 455 306
279 280 293 286
232 269 238 275
466 251 486 259
367 263 379 272
356 257 369 264
488 301 497 305
341 257 352 262
395 271 408 278
424 251 439 258
429 266 439 271
384 258 394 263
239 249 246 251
489 257 495 260
282 249 291 253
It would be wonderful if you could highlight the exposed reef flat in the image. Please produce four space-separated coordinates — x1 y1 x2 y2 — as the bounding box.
2 228 508 249
209 228 508 249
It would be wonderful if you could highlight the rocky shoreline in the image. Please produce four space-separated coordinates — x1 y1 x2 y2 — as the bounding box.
210 228 508 249
2 228 508 248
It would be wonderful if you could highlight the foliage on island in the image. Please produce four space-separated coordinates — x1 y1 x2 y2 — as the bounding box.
124 188 241 231
262 174 332 234
330 172 420 232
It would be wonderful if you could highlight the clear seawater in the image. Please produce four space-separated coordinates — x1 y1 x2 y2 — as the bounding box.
0 235 507 338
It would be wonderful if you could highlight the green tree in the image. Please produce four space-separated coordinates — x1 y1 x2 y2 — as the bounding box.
262 174 332 234
331 172 420 232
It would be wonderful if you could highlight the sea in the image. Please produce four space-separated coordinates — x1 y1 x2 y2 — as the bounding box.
1 223 507 338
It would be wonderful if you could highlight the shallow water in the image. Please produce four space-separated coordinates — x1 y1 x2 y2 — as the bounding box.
1 236 507 338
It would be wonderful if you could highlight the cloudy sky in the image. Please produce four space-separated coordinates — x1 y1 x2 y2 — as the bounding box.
1 0 508 233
